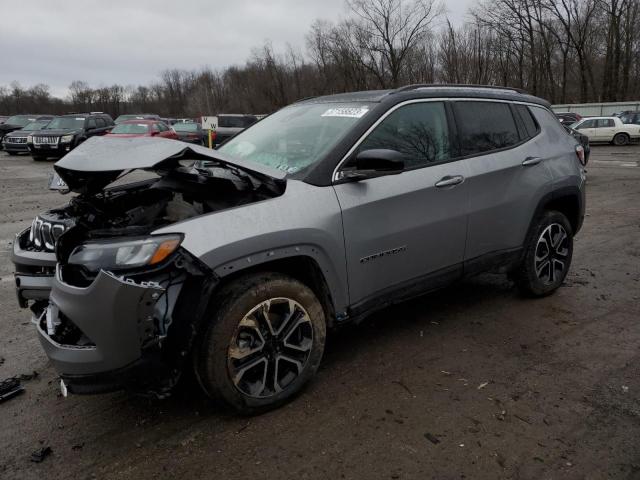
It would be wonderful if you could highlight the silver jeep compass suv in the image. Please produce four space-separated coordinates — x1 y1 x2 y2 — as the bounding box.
12 85 586 413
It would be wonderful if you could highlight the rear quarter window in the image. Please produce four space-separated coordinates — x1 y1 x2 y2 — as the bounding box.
453 101 520 156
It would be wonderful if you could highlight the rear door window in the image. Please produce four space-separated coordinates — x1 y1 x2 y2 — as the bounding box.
453 102 520 156
514 105 539 139
87 118 97 129
356 101 451 168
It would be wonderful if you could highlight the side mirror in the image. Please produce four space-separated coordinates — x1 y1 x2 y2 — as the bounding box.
341 149 405 181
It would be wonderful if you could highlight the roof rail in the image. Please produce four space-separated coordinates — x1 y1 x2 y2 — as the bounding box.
391 84 528 95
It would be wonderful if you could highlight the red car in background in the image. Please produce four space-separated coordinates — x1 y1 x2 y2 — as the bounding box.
105 120 179 139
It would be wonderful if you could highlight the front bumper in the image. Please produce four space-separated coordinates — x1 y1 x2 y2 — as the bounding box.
27 142 73 158
40 266 164 379
2 141 29 153
12 228 57 307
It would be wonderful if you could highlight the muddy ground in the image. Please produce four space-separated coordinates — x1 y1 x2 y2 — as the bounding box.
0 146 639 480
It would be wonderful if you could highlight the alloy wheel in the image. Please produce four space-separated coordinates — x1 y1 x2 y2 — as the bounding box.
534 223 570 285
227 298 314 399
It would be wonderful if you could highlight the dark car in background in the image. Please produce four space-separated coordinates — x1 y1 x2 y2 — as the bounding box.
2 118 53 155
564 125 590 164
215 114 258 145
114 114 161 124
172 122 204 144
619 111 640 125
0 114 54 148
26 113 114 160
105 120 178 140
556 112 582 126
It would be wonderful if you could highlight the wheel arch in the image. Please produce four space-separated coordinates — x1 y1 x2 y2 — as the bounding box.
531 186 584 236
212 250 343 328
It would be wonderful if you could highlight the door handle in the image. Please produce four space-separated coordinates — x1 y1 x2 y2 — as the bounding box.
522 156 543 166
435 175 465 188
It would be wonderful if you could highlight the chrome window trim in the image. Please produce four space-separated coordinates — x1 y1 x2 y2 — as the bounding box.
331 97 546 183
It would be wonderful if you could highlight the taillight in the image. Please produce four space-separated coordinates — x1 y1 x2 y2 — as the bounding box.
575 145 586 166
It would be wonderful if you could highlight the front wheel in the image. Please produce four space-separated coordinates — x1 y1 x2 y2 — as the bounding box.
194 272 326 414
514 211 574 297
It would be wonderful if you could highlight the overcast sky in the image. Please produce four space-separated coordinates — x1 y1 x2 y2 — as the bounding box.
0 0 473 98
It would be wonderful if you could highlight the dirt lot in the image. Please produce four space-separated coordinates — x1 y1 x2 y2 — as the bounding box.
0 146 639 480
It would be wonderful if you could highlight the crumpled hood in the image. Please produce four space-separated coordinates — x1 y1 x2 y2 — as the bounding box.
53 136 286 194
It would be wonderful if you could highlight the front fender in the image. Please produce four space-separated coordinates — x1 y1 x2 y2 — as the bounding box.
153 180 349 313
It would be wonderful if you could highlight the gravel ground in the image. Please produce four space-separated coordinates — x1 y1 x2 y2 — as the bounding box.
0 146 639 480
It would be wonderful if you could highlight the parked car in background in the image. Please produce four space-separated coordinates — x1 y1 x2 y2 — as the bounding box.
172 122 204 144
619 111 640 125
0 115 54 148
2 118 53 155
26 113 114 160
564 125 590 164
12 85 586 413
114 113 161 124
555 112 582 125
571 116 640 145
161 118 178 125
215 114 259 145
106 120 178 140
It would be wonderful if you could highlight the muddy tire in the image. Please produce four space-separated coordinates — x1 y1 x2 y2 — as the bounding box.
612 133 629 146
194 272 326 414
514 210 574 297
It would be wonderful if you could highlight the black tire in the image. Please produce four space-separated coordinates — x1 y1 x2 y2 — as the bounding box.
194 272 326 414
613 133 630 146
514 210 574 297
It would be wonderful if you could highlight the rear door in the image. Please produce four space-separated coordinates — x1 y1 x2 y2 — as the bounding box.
333 101 469 307
452 101 554 265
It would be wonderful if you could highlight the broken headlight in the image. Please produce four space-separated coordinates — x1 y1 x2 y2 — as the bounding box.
68 234 182 273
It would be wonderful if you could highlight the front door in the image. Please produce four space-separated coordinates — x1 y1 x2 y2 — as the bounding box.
333 101 469 307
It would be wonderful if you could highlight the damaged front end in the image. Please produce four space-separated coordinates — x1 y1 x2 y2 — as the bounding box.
12 137 286 396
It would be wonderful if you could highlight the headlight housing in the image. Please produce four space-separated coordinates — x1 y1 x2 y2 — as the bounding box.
61 134 74 143
68 235 182 273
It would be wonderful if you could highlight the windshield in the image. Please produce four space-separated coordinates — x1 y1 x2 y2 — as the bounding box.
22 120 51 131
45 117 85 130
110 123 150 134
173 122 199 132
218 103 373 174
5 115 37 127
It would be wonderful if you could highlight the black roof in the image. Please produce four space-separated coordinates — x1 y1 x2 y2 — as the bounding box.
296 84 550 108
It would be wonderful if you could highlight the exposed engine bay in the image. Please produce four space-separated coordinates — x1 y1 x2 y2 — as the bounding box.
12 138 288 396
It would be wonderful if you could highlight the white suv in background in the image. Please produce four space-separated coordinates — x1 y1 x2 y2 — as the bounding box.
571 116 640 145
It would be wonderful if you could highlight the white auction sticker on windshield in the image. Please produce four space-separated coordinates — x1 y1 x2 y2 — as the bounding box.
321 107 369 118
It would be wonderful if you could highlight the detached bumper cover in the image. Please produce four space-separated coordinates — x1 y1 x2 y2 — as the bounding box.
40 267 164 377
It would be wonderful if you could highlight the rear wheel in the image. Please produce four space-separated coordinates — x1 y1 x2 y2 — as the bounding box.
514 210 573 297
194 272 326 414
613 133 630 146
